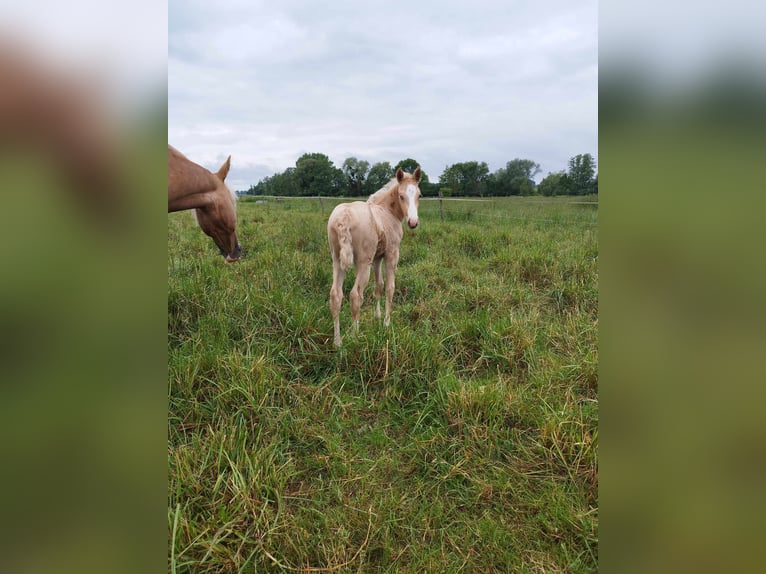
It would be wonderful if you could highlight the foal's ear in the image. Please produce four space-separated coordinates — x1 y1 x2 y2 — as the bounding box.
396 167 404 182
217 155 232 181
413 166 422 182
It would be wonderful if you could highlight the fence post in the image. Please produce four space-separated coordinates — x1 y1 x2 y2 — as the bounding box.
319 195 324 212
438 190 444 221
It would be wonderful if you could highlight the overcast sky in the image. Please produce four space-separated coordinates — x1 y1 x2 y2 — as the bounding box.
3 1 166 114
169 0 597 191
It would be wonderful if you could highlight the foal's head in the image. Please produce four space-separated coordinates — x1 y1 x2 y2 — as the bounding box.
394 166 422 229
195 156 242 262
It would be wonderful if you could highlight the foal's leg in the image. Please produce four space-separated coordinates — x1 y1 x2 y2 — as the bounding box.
383 250 399 327
349 260 372 333
329 261 346 347
372 257 384 320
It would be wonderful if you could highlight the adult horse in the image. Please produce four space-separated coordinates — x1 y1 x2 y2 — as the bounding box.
0 37 125 221
168 145 242 262
327 166 422 346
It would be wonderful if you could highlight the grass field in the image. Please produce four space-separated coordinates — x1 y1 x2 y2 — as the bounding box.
168 195 598 572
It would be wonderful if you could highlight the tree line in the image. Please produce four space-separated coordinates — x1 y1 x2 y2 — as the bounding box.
246 153 596 197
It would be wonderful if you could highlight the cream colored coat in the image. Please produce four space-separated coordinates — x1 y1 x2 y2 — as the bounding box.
327 167 422 346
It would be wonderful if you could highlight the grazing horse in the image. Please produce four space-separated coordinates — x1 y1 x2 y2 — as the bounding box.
168 145 242 262
327 166 422 346
0 38 125 221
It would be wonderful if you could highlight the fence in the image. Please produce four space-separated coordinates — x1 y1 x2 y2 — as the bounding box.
239 194 598 227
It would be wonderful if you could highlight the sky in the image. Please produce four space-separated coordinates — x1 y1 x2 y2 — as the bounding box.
2 1 167 114
168 0 598 192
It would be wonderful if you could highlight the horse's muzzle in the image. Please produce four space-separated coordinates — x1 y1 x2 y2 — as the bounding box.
407 219 419 229
225 242 242 262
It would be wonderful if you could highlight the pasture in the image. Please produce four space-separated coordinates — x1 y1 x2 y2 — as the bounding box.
168 196 598 572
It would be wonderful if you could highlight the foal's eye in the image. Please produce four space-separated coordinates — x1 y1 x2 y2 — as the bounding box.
399 194 405 200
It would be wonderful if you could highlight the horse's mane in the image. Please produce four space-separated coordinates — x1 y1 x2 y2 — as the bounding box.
367 178 398 204
227 183 238 205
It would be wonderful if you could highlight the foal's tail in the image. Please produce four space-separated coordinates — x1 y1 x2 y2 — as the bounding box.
337 223 354 270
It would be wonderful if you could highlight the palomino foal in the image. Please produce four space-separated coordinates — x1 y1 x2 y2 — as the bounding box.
168 145 242 262
327 167 422 346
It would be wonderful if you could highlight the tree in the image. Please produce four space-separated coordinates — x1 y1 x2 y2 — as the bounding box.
567 153 597 195
294 153 344 196
394 158 420 174
489 159 541 196
330 168 347 196
364 161 395 194
538 171 568 196
395 158 432 193
341 157 370 196
560 173 573 195
439 161 489 197
248 168 297 196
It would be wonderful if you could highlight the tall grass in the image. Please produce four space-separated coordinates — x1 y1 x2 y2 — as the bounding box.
168 196 598 572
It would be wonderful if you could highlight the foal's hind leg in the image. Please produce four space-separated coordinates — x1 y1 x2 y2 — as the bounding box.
372 257 384 320
330 261 346 347
349 260 372 333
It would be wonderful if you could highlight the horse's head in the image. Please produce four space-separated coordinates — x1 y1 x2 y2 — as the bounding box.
395 166 422 229
194 155 242 262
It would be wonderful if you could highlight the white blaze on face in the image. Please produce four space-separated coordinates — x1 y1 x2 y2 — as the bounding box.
405 184 419 227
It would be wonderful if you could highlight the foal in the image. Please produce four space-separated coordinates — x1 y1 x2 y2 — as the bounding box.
168 145 242 262
327 167 422 346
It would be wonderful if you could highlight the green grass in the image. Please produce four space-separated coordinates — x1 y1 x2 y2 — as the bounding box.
168 196 598 572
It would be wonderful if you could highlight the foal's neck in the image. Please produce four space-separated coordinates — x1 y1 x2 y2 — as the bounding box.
369 183 404 222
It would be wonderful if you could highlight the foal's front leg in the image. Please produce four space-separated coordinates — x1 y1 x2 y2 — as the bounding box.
350 260 372 333
384 250 399 327
372 257 384 320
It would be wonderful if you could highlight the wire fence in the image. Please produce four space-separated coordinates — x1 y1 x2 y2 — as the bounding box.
239 194 598 227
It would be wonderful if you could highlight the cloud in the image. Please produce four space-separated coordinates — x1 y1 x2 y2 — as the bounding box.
169 1 598 191
5 1 166 114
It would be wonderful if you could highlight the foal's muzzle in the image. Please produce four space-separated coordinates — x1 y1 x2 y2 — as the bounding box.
407 219 419 229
